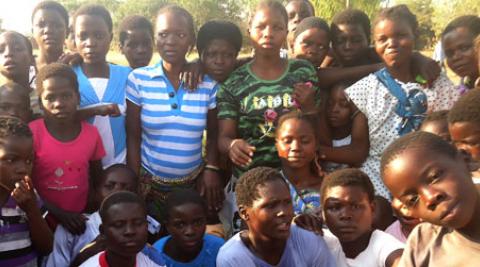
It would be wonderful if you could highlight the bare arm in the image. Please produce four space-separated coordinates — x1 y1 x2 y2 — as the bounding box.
218 119 255 167
317 64 383 89
320 111 369 166
76 104 121 121
126 100 142 176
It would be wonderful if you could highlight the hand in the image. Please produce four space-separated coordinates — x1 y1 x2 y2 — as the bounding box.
97 104 121 117
411 53 441 88
293 213 323 235
228 139 255 167
58 51 83 66
197 170 225 212
180 61 204 91
56 210 88 235
11 176 37 213
293 82 316 111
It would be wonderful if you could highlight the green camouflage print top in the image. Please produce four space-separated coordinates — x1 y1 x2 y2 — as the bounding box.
217 59 321 177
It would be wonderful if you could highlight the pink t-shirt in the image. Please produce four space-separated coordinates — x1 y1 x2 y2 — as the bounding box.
385 220 408 243
29 119 105 213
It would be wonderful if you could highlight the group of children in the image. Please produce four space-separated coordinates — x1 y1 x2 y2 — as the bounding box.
0 0 479 266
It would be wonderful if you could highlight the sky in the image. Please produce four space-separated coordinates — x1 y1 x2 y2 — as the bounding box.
0 0 39 35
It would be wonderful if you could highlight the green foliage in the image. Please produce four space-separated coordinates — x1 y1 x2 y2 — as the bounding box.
431 0 480 38
311 0 382 22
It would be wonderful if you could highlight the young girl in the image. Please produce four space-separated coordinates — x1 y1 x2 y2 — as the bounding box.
126 5 222 220
290 16 330 68
442 15 480 93
0 31 40 115
30 63 105 235
344 5 459 199
153 189 224 267
72 4 131 168
323 82 369 172
31 1 69 70
118 15 154 69
381 131 480 266
275 111 323 215
217 0 321 235
197 20 243 83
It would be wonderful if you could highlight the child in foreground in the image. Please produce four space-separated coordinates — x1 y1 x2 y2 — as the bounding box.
79 191 166 267
46 164 138 267
321 168 404 267
381 131 480 266
153 189 224 267
216 167 336 267
0 116 53 266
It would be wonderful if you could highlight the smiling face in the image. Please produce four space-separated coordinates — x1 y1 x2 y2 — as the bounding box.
333 24 370 67
249 7 288 57
155 12 193 66
102 202 148 257
443 27 478 79
0 33 32 81
74 15 112 64
383 148 477 229
32 8 67 56
323 185 374 242
240 179 294 242
120 29 153 69
0 136 33 192
201 39 237 83
292 28 330 67
374 19 414 69
40 76 79 122
165 202 207 254
276 118 317 170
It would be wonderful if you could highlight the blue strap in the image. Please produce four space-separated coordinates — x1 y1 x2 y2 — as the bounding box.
375 68 428 136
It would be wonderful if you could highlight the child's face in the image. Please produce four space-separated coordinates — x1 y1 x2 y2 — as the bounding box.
98 170 137 203
0 33 32 80
292 28 330 67
249 8 288 56
443 27 478 79
102 202 148 257
120 29 153 69
241 179 294 242
323 185 374 242
32 8 67 54
155 13 193 65
374 19 414 69
285 1 313 33
74 15 112 64
383 148 477 229
276 118 317 169
0 137 33 192
449 121 480 162
420 120 451 143
327 87 351 128
0 89 31 122
40 76 79 122
201 39 237 83
333 24 370 67
165 202 206 253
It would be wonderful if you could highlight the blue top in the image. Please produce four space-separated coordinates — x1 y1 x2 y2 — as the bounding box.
153 234 224 267
217 225 336 267
126 61 218 179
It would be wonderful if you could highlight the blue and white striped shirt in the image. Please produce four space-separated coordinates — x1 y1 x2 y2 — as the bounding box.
126 61 217 179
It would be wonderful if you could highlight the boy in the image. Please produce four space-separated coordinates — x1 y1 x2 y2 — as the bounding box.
46 164 138 267
0 82 32 122
216 167 336 267
0 116 53 266
419 110 451 142
80 191 166 267
321 168 404 267
118 15 154 69
381 131 480 266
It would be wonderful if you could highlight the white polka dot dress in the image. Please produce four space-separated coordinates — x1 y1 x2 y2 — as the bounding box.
345 72 459 199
